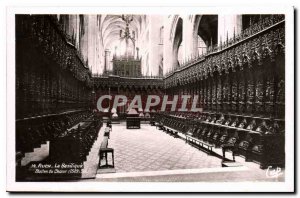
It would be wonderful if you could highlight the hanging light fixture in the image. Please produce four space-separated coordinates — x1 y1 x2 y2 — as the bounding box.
119 15 136 59
120 15 135 41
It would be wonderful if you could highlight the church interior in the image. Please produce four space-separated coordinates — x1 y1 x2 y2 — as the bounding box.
15 14 285 182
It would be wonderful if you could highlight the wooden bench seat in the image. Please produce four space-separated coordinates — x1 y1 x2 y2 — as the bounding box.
186 135 213 154
100 136 108 150
156 122 164 130
164 126 179 137
150 121 156 126
104 127 111 139
99 136 114 168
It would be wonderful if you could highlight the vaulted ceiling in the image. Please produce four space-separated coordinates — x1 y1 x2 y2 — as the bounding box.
98 15 148 50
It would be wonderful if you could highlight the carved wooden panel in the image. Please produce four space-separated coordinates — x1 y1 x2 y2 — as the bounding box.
246 68 255 114
222 74 230 112
231 72 238 113
238 69 246 114
216 76 222 112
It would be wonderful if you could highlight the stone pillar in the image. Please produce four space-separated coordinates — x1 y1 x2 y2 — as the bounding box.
149 15 163 76
104 49 110 74
163 15 175 75
87 15 96 73
79 15 89 62
69 15 80 49
182 16 195 60
136 47 139 59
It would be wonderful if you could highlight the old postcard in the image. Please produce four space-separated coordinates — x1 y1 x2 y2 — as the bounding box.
6 6 294 192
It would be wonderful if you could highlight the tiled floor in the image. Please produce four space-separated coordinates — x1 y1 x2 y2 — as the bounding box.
109 123 221 173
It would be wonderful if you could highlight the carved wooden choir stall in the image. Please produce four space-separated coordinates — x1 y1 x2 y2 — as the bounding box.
156 15 285 168
15 15 101 180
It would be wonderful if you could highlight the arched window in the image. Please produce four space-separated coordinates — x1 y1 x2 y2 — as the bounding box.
195 15 218 48
197 35 207 55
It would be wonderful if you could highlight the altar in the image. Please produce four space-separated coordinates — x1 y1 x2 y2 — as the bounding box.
126 109 141 129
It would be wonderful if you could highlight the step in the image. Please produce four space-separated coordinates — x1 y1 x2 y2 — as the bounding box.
21 141 49 166
222 161 243 167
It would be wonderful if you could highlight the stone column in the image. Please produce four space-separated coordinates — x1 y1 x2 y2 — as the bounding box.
149 15 163 76
163 15 174 75
136 47 139 59
182 16 195 60
104 49 110 74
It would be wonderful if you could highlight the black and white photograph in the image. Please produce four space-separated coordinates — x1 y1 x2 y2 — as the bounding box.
5 5 295 192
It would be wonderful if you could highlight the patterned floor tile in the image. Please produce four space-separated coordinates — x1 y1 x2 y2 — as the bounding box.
109 122 221 173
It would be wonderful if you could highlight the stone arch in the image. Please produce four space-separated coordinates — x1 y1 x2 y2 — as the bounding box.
192 15 203 55
192 15 218 56
170 15 179 42
171 17 183 69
